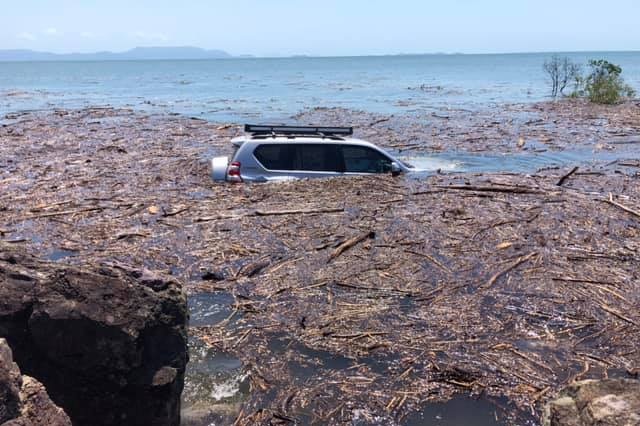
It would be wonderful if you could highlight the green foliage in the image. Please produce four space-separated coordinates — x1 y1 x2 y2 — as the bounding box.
543 57 636 104
584 59 635 104
567 90 581 99
569 72 584 98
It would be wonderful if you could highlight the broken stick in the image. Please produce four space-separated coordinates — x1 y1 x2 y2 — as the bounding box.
254 207 344 216
327 231 375 263
481 252 537 290
556 166 579 186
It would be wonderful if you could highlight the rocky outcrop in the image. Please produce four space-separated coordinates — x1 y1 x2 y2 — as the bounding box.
1 338 71 425
543 379 640 426
0 339 21 425
0 246 188 426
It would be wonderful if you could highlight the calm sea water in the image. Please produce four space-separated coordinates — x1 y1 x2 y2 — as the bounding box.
1 51 639 122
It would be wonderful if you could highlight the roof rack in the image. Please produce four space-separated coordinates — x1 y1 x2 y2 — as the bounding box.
244 124 353 137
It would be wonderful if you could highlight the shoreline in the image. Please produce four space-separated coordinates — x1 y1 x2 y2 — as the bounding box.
1 103 639 425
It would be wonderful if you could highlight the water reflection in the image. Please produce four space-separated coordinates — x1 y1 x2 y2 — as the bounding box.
47 248 78 261
403 396 534 426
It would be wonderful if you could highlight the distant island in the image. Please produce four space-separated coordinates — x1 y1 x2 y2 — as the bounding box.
0 46 232 62
0 48 474 62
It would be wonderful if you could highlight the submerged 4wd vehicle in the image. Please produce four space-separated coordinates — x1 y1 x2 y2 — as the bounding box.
211 125 411 183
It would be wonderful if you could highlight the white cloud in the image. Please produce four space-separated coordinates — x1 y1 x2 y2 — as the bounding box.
43 27 59 36
17 32 37 41
133 31 169 42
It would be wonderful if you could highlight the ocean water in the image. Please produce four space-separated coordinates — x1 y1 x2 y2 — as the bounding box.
1 51 639 122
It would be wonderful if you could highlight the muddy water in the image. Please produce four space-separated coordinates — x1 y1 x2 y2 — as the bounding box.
401 145 640 175
403 396 535 426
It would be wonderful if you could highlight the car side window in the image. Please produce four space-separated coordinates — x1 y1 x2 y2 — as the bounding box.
254 144 296 170
254 144 342 172
341 146 392 173
293 144 342 172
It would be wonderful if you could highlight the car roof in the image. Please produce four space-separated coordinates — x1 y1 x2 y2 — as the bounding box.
231 135 379 148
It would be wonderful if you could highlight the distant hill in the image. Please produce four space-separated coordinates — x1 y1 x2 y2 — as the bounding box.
0 46 232 62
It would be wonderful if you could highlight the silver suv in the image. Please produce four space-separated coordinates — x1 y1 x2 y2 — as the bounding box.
211 125 410 183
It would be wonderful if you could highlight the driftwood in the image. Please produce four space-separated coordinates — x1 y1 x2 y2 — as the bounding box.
480 252 538 290
556 166 579 186
3 106 640 426
368 117 391 126
604 193 640 219
254 207 344 216
327 231 375 263
18 207 105 221
436 184 545 194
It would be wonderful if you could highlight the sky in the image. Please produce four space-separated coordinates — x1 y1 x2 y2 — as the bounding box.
2 0 640 56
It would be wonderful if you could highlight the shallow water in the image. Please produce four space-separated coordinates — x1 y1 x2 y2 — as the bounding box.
402 145 640 175
182 302 537 426
47 248 78 261
2 51 640 121
181 338 249 426
188 292 235 327
184 292 249 426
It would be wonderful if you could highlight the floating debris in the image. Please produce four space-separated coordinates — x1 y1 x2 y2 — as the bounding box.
1 104 639 425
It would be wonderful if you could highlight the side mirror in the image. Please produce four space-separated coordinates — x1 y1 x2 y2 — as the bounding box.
390 162 401 177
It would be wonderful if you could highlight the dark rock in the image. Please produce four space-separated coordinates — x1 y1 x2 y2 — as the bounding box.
543 379 640 426
0 338 71 426
0 339 21 423
0 246 188 426
17 376 72 426
152 366 178 387
201 269 226 281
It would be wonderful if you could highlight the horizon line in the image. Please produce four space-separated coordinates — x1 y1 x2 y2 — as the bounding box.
0 46 639 62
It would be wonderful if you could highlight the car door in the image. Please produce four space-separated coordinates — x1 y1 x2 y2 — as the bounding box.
340 145 393 174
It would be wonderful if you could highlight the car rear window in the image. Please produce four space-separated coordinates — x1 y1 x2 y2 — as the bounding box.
254 144 342 172
341 146 392 173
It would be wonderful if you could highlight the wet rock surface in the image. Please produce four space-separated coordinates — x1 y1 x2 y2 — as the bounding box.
0 247 188 426
543 379 640 426
0 338 71 426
